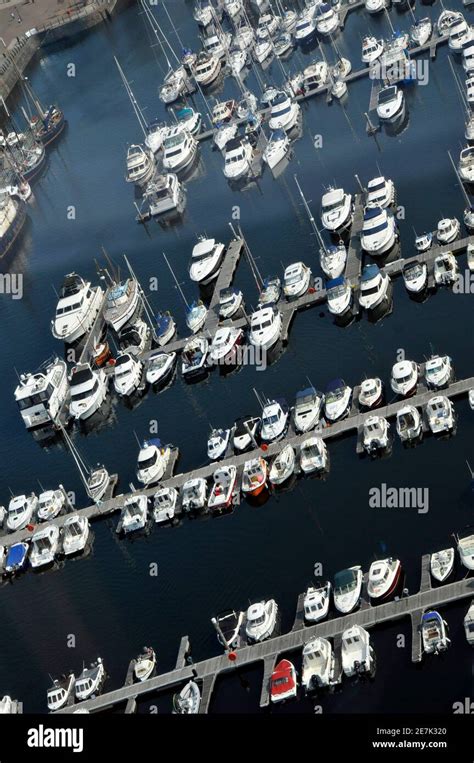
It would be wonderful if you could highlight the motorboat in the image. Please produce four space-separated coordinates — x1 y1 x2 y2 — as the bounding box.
241 457 268 496
51 273 103 344
295 6 318 45
30 525 60 569
377 86 405 123
223 137 253 180
430 548 455 582
145 120 167 154
321 188 353 232
367 558 402 600
365 0 387 12
69 363 107 421
189 237 225 285
274 32 293 58
268 92 300 132
342 625 374 677
212 610 244 649
86 466 111 503
258 276 281 307
207 427 232 460
6 494 38 532
62 514 90 556
194 0 222 26
219 287 243 319
449 19 472 51
331 76 347 99
415 232 432 252
294 387 323 433
120 495 148 534
260 399 289 442
263 129 290 170
181 478 207 512
463 42 474 73
464 602 474 645
47 673 75 712
359 378 383 409
208 465 237 511
214 122 238 153
233 24 255 51
204 31 232 60
211 99 236 126
153 487 178 523
256 12 280 39
426 396 454 434
146 351 176 386
144 173 185 218
249 306 282 350
209 327 244 366
269 444 295 485
366 176 395 209
175 107 202 136
186 300 208 334
424 355 452 389
467 74 474 105
304 581 331 623
410 18 433 47
403 260 428 294
320 242 346 281
229 48 248 76
137 438 171 485
14 357 68 430
153 312 175 350
324 378 352 422
163 128 198 173
363 416 390 454
104 278 140 333
457 532 474 570
302 60 329 91
396 405 422 442
159 67 189 104
359 264 391 312
316 3 339 35
300 437 328 474
391 360 418 397
361 206 397 256
75 659 105 701
113 353 143 396
181 336 209 380
470 389 474 409
422 611 450 655
134 647 156 682
458 146 474 183
119 319 150 357
270 659 297 703
332 56 352 80
173 681 201 714
326 276 352 317
437 9 464 37
283 261 312 299
434 252 458 286
436 217 460 244
362 36 384 64
245 599 278 642
333 566 362 614
302 638 337 691
236 93 258 120
37 489 65 522
465 113 474 140
125 144 155 186
233 416 260 452
253 36 273 64
4 542 29 574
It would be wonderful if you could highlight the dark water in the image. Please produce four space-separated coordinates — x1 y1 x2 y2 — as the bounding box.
0 0 473 713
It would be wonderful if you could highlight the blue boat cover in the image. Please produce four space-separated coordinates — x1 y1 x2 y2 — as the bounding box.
108 280 129 301
327 276 345 289
422 611 442 623
326 378 345 393
177 107 193 120
296 387 316 400
364 206 382 220
6 543 27 568
144 437 162 449
318 3 332 13
361 264 380 281
156 312 172 335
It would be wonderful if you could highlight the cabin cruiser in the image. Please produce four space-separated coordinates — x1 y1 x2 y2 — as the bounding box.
207 427 232 460
134 647 156 682
437 9 464 36
430 548 454 582
119 319 150 357
363 416 390 454
436 217 460 244
249 306 282 350
366 176 395 209
466 74 474 105
51 273 103 344
229 47 248 76
466 112 474 143
176 106 201 136
457 532 474 570
391 360 418 397
270 659 297 703
261 399 289 442
233 24 255 51
361 206 397 256
153 487 178 523
377 86 405 123
304 582 331 623
359 378 383 409
283 262 312 299
422 611 450 655
333 566 362 613
125 144 155 186
274 32 293 57
181 478 208 512
434 252 458 286
245 599 278 642
300 437 328 474
214 122 238 153
253 36 273 64
30 525 60 568
410 17 433 47
4 542 29 574
258 276 281 307
294 387 323 433
242 457 268 497
208 465 237 511
458 146 474 183
321 188 352 232
47 673 75 712
449 19 472 52
463 42 474 73
256 12 280 39
6 493 38 532
415 232 432 252
189 237 225 285
87 466 111 503
69 363 107 421
316 3 339 35
362 36 384 64
223 137 253 180
159 67 189 104
163 128 198 173
181 336 209 380
426 396 454 435
268 92 300 132
326 276 352 317
37 489 65 522
14 357 68 430
211 99 236 126
302 60 329 91
145 120 167 154
120 494 148 534
295 6 318 45
113 353 143 396
146 351 176 387
204 31 231 60
173 681 201 714
324 378 352 422
403 260 427 294
302 638 338 691
144 173 185 218
137 439 170 485
104 278 140 333
425 355 452 389
342 625 374 677
219 287 243 319
269 444 295 485
367 558 402 600
75 659 105 701
62 514 90 556
186 300 208 334
464 603 474 645
359 264 391 313
396 405 422 442
209 327 244 366
233 416 260 452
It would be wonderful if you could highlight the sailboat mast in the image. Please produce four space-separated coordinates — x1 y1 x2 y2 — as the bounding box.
447 149 471 208
294 174 326 252
162 252 190 309
114 57 148 140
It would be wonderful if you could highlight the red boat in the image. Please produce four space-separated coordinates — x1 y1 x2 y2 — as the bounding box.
270 659 297 703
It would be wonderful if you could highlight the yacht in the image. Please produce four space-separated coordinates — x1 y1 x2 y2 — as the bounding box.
214 122 238 153
181 336 209 380
6 494 38 532
204 31 231 60
37 489 65 522
219 287 243 319
30 525 60 569
457 532 474 570
253 36 273 64
249 306 282 350
209 327 244 366
363 416 390 454
193 52 221 86
396 405 422 442
283 262 312 299
260 399 289 442
367 558 402 600
434 252 458 286
104 278 140 333
173 681 201 714
144 173 185 218
320 242 347 280
229 48 248 76
125 144 155 186
321 188 352 232
245 600 278 642
415 232 432 252
437 9 464 36
359 264 391 313
51 273 103 344
186 300 208 334
425 355 452 389
163 128 198 173
241 457 268 497
342 625 375 677
449 19 472 51
362 36 384 64
14 357 68 430
212 610 244 650
120 495 148 535
269 444 295 485
181 478 208 512
159 67 189 104
302 61 329 91
268 92 300 132
410 18 433 47
316 3 339 35
300 436 328 474
233 415 260 452
153 487 178 523
47 674 75 712
258 276 281 307
436 217 460 244
189 237 225 285
223 137 253 180
359 378 383 409
422 611 450 655
136 439 171 485
426 396 454 434
4 542 29 574
391 360 418 397
430 548 455 582
294 387 323 433
402 260 428 294
87 466 111 503
326 276 352 317
233 24 255 51
333 566 363 613
208 465 237 511
324 378 352 421
146 351 176 387
270 659 297 703
113 353 143 396
211 99 236 125
458 146 474 183
207 427 232 460
304 582 331 623
69 363 107 421
366 176 395 209
361 207 397 256
464 602 474 645
274 32 293 57
134 647 156 682
75 659 105 701
176 106 202 136
0 192 27 261
463 41 474 72
302 638 337 691
377 86 405 123
62 514 90 556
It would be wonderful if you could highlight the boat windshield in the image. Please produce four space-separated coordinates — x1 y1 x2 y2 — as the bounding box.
56 296 84 315
365 221 388 235
164 133 185 150
405 264 423 279
139 452 158 469
334 569 357 593
272 103 291 118
328 283 347 299
71 379 99 400
303 443 321 459
395 372 413 384
378 87 397 104
226 151 244 164
326 387 345 403
285 270 302 285
361 283 381 296
252 319 273 331
323 199 343 213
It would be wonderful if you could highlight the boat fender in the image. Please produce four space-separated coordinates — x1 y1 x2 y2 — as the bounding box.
228 651 237 662
108 358 116 366
308 287 316 294
26 523 35 532
261 443 268 452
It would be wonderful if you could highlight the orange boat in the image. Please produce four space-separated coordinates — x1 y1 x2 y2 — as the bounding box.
241 456 268 497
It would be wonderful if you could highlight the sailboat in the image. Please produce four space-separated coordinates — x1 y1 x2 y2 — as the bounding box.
162 252 208 334
59 424 112 504
19 78 65 147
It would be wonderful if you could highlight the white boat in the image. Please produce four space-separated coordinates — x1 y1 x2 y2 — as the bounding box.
367 558 402 599
326 276 352 316
304 581 331 623
365 0 387 12
332 56 352 80
144 173 185 217
415 232 432 252
253 36 273 63
204 30 231 60
320 242 347 280
391 360 418 397
363 415 390 454
113 353 143 396
457 532 474 570
119 318 150 357
359 378 383 409
294 387 323 433
241 456 268 497
434 252 458 286
104 278 140 333
189 237 225 285
47 673 75 712
463 42 474 73
261 399 289 442
302 638 337 691
396 405 422 442
223 137 253 180
153 487 178 523
137 439 171 485
173 681 201 714
134 647 156 682
258 276 281 307
362 36 384 64
359 264 391 312
377 86 405 123
212 99 236 125
245 599 278 642
436 217 460 244
37 489 65 521
256 12 280 39
361 206 397 256
422 611 450 654
459 146 474 182
69 363 107 421
249 306 282 350
229 48 248 76
146 351 176 386
321 188 352 232
125 144 155 186
331 76 347 99
342 625 374 677
300 436 328 473
62 514 90 556
194 0 222 26
403 260 428 293
430 548 455 582
145 120 167 154
466 74 474 104
181 478 207 512
437 9 464 36
302 60 329 91
14 357 68 430
214 122 238 152
30 525 60 568
233 415 260 452
159 67 189 104
425 355 452 389
219 287 243 319
449 19 472 51
87 466 110 503
465 112 474 140
324 378 352 422
75 659 105 701
316 3 339 35
283 261 312 299
224 0 242 19
155 311 176 346
186 300 208 334
120 494 148 534
209 327 244 365
333 566 362 614
470 388 474 409
269 444 295 485
208 465 237 511
175 106 202 136
163 128 197 172
366 176 395 209
464 602 474 645
6 493 38 532
268 92 300 132
274 32 293 57
410 18 433 47
233 24 255 51
426 395 454 434
182 336 209 379
51 273 103 344
263 129 290 170
212 609 244 649
295 6 317 45
207 427 232 460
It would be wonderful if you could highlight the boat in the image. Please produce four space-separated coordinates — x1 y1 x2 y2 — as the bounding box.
233 24 255 51
163 128 198 173
363 416 390 454
359 264 391 312
113 353 143 396
211 610 244 649
47 673 75 712
219 287 243 319
415 232 432 252
176 107 202 136
294 387 323 433
159 67 189 104
269 444 295 485
321 188 352 232
466 113 474 140
136 438 171 485
223 137 253 180
207 427 232 460
6 493 38 532
376 86 405 123
241 456 268 496
302 60 329 91
193 51 221 86
302 638 337 691
359 378 383 409
173 681 201 714
189 237 225 285
146 351 176 386
426 395 454 434
120 495 148 534
366 176 395 209
154 311 175 345
365 0 387 12
396 405 422 442
253 36 273 64
300 437 328 473
258 276 281 307
331 76 347 99
104 278 140 333
403 260 428 294
332 56 352 80
209 327 244 366
256 11 280 39
270 659 297 703
224 0 242 20
295 6 318 45
463 41 474 73
316 3 339 35
467 74 474 105
51 273 103 344
434 252 459 286
229 48 248 76
367 558 402 600
194 0 223 26
37 489 65 522
391 360 418 397
181 336 209 380
333 566 363 613
75 659 105 701
233 415 260 452
260 399 289 442
134 647 156 682
153 487 178 523
118 318 150 357
458 146 474 183
181 478 208 512
422 611 450 654
186 300 208 334
30 104 66 146
214 122 238 153
436 217 460 244
457 531 474 570
86 466 110 503
320 242 347 280
249 306 282 350
263 129 290 170
204 31 232 60
125 144 155 186
424 355 452 389
326 276 352 317
69 363 108 421
464 602 474 645
324 378 352 422
143 173 185 218
470 389 474 409
437 9 464 36
208 465 237 511
449 19 472 51
30 525 60 569
268 92 300 132
4 542 29 574
362 36 384 64
245 599 278 642
430 548 455 582
361 206 397 256
274 32 293 57
211 99 236 126
14 357 68 430
282 261 312 300
62 514 90 556
342 625 375 677
304 581 331 623
145 119 167 154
